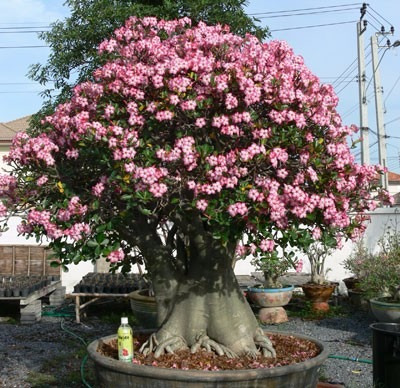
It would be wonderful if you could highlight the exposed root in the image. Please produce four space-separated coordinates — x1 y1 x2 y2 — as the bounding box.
190 333 237 358
254 327 276 358
139 332 187 358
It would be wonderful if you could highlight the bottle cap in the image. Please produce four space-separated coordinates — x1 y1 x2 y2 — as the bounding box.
121 317 128 324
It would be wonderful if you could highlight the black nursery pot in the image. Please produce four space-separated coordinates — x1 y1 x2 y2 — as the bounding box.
12 288 21 297
20 288 30 298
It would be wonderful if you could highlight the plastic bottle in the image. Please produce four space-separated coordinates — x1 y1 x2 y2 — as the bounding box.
117 317 133 362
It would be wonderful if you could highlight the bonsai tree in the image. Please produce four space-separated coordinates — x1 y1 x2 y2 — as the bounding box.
250 250 299 289
0 17 391 358
347 230 400 301
302 243 334 285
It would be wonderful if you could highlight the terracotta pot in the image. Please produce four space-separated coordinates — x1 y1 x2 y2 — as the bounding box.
301 283 337 312
247 286 294 324
88 331 329 388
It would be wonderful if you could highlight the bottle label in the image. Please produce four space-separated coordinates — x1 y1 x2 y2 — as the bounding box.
118 326 133 362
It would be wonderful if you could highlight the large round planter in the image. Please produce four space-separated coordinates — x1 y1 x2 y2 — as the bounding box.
247 286 294 324
370 322 400 387
301 283 337 312
88 331 329 388
128 289 158 329
370 298 400 323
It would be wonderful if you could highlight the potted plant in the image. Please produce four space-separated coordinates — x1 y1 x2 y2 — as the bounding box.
353 231 400 323
341 239 370 309
247 249 300 324
342 239 369 291
301 243 338 312
0 14 391 387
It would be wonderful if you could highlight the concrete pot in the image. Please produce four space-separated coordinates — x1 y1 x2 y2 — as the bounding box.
370 298 400 323
247 286 294 324
88 331 329 388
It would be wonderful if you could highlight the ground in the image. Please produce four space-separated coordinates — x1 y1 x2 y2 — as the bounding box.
0 294 374 387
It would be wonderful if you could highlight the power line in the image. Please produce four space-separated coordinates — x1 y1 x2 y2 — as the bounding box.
0 26 50 30
384 74 400 104
385 116 400 126
368 6 393 27
248 3 361 16
335 76 358 95
255 7 359 19
341 91 375 118
331 57 358 87
270 20 356 32
0 45 48 49
0 30 48 34
366 18 384 33
0 91 44 94
366 11 386 30
0 82 38 85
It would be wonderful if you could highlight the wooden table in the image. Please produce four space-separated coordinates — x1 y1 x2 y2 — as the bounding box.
66 292 130 323
0 280 63 323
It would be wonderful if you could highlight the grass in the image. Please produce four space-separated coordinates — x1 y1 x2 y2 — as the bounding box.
36 344 96 387
285 296 349 320
26 371 58 387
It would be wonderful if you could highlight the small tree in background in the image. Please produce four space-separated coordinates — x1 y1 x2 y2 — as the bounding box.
1 17 390 358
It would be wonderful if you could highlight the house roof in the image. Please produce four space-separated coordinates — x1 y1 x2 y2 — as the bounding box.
0 116 30 144
388 171 400 183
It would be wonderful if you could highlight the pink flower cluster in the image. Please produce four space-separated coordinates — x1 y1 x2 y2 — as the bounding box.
107 248 125 263
156 136 198 171
228 202 248 217
2 16 391 258
7 133 59 166
21 208 90 241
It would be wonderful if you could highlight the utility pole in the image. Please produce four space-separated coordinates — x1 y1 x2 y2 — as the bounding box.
357 6 369 165
371 33 388 189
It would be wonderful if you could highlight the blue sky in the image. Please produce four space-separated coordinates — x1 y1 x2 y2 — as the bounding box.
0 0 399 172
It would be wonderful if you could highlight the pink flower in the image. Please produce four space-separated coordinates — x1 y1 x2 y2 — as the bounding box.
37 175 48 186
295 259 303 273
312 227 322 240
155 110 174 121
92 182 105 197
0 202 7 217
195 118 206 128
259 239 275 252
227 202 248 217
108 248 125 263
196 199 208 211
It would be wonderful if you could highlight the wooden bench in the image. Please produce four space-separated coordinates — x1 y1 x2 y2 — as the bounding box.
0 245 65 324
66 292 130 323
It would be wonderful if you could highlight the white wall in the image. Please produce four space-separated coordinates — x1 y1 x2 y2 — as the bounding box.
234 207 400 282
0 217 95 293
2 208 400 290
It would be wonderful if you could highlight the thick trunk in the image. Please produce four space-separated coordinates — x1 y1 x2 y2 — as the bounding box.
141 235 276 358
131 211 275 358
